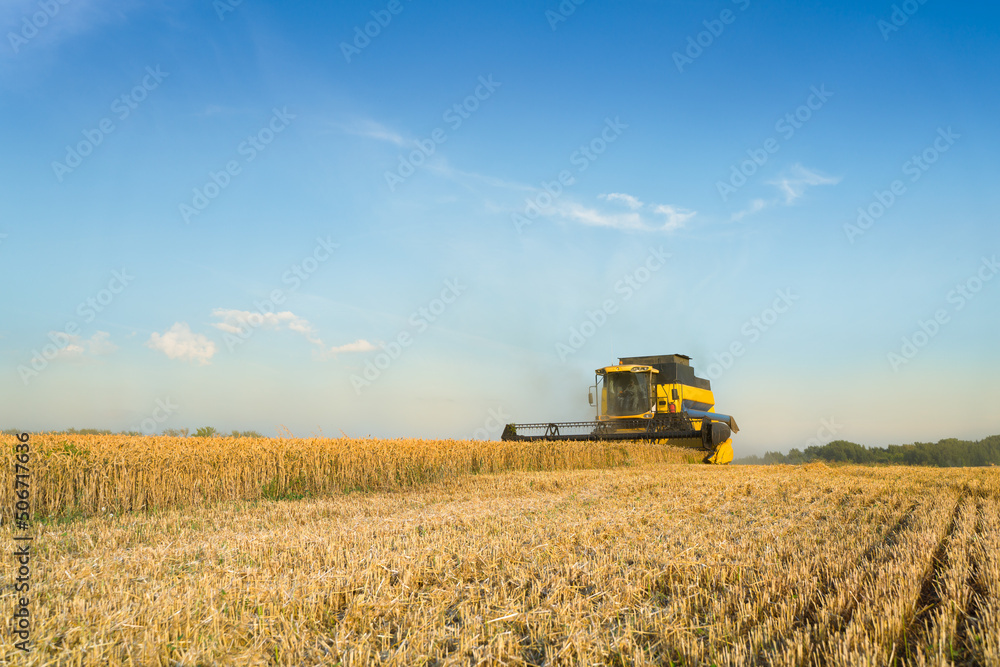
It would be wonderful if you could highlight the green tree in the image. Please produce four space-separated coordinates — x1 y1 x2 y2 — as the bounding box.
736 434 1000 467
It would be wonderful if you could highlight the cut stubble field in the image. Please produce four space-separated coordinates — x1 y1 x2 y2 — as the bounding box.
2 435 999 666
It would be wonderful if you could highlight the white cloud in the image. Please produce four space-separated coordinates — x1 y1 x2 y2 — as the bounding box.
211 308 326 346
86 330 117 355
369 135 690 234
386 146 690 234
285 319 323 346
51 331 118 360
599 193 644 210
768 164 840 204
552 200 644 231
652 204 697 231
546 193 696 233
210 308 379 360
730 165 840 221
146 323 216 366
328 339 378 355
730 198 769 222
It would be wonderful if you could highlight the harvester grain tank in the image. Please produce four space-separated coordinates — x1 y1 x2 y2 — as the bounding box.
501 354 738 464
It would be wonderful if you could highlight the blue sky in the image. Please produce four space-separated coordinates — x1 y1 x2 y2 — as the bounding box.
2 0 998 454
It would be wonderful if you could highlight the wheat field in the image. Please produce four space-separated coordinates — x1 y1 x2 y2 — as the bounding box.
2 435 999 665
0 434 695 522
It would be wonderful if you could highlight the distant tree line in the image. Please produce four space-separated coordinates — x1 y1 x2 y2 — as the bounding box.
738 435 1000 467
2 427 264 438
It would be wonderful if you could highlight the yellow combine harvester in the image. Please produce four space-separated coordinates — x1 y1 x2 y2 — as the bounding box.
501 354 739 464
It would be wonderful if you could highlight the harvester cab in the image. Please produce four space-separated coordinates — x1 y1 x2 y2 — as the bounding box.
502 354 738 464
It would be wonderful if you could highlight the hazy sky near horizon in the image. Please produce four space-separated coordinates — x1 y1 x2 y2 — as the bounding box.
2 0 998 454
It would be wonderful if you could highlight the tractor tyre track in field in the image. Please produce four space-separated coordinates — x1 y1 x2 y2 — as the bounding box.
814 493 959 666
730 492 918 666
959 497 997 666
813 501 919 631
954 499 986 666
765 500 920 667
899 492 969 665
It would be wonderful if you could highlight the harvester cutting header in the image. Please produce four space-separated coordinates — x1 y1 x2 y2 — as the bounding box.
501 354 739 464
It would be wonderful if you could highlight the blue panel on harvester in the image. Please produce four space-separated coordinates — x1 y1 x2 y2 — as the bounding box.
684 409 740 434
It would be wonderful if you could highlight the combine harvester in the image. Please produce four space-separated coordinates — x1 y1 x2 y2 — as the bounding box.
501 354 739 464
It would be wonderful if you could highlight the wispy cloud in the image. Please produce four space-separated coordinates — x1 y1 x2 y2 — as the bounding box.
147 323 216 365
549 193 696 232
211 308 377 360
769 164 840 204
0 0 141 59
552 200 644 231
730 198 769 222
359 125 692 233
211 309 323 346
425 160 537 192
86 330 117 355
328 339 378 355
51 331 118 359
599 192 643 210
731 164 840 221
652 204 697 231
338 118 407 146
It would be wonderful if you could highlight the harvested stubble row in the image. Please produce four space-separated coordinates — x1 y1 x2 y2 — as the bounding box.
0 434 694 521
2 459 999 666
966 496 1000 664
912 492 978 666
